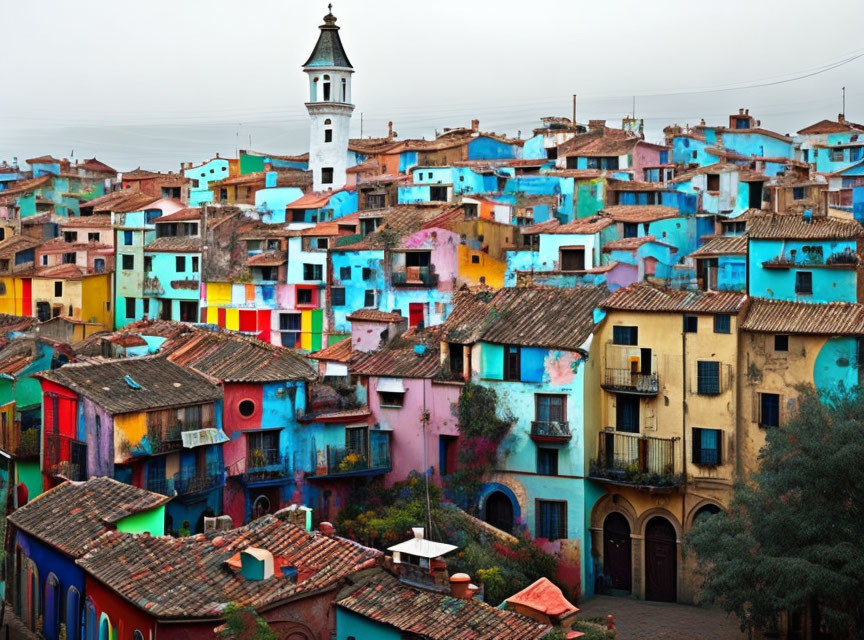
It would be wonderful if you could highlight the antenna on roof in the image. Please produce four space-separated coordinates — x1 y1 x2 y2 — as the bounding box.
632 95 636 119
842 86 846 119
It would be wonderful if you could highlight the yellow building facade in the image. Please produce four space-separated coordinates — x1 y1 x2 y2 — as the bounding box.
31 270 113 330
588 285 746 604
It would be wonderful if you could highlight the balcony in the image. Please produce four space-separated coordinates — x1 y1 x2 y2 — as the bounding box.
241 450 293 487
602 368 659 395
45 433 87 481
149 462 225 500
390 265 439 288
530 421 571 443
761 250 858 270
310 440 391 479
590 430 682 488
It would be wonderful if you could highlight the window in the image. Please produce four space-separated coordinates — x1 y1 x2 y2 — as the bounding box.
612 326 638 345
321 167 334 184
405 251 431 268
125 297 135 319
176 256 185 272
692 428 722 465
316 237 328 249
341 77 347 101
430 186 448 201
296 288 313 305
122 254 134 270
258 266 278 281
536 394 566 423
362 267 373 280
124 230 133 245
331 287 346 306
714 314 731 334
706 173 720 191
63 231 78 243
364 289 376 307
238 399 256 418
537 448 559 475
144 256 152 272
448 343 464 378
303 263 323 280
62 252 76 264
560 247 585 271
759 392 780 428
191 257 199 272
54 281 63 297
40 255 48 266
683 315 698 333
536 500 566 540
366 194 386 210
134 632 145 640
830 148 844 162
622 223 638 238
471 255 480 264
280 312 301 332
795 271 812 294
793 186 805 200
142 298 150 315
504 345 521 381
87 232 100 243
94 258 105 273
324 129 332 143
66 587 81 640
339 266 351 280
775 334 789 352
247 430 278 467
697 361 720 395
378 391 404 408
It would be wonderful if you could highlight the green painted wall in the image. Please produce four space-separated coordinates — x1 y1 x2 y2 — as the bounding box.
16 461 42 501
336 608 401 640
480 343 504 380
116 505 166 536
240 153 265 175
575 179 605 219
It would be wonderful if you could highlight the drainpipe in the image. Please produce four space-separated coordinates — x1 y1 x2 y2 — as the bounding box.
681 328 688 534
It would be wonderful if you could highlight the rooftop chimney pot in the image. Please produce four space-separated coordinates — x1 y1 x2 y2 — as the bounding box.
320 522 336 537
412 527 424 540
450 573 472 599
471 119 479 132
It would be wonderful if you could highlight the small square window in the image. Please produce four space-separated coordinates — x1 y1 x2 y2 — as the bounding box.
321 167 334 184
795 271 812 294
362 267 373 280
340 266 351 280
175 256 185 272
683 315 698 333
331 287 346 306
122 254 134 270
774 335 789 352
471 255 480 264
537 448 558 476
613 326 638 345
303 263 323 280
713 315 731 334
88 232 100 243
54 281 63 297
378 391 404 408
364 289 376 307
297 288 313 305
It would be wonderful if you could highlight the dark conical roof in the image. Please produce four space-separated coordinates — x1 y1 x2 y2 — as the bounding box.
303 9 353 69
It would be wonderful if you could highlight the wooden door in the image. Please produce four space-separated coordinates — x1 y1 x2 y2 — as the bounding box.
645 516 677 602
603 512 632 592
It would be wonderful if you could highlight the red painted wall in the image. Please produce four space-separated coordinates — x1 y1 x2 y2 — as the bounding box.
222 383 263 433
39 380 80 491
86 576 155 640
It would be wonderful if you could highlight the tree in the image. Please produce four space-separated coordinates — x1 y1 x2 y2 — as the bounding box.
687 388 864 638
216 604 278 640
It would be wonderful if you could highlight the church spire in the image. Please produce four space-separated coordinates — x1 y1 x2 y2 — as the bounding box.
303 6 353 69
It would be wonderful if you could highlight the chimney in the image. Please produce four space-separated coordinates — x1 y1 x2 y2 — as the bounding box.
387 121 394 140
320 521 336 537
471 119 479 132
450 573 473 599
240 547 274 581
739 108 745 114
588 119 605 131
839 113 846 123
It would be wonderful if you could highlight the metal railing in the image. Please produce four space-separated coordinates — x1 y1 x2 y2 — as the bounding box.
530 421 571 440
45 433 87 481
591 430 682 487
603 368 659 394
390 265 438 287
318 443 391 477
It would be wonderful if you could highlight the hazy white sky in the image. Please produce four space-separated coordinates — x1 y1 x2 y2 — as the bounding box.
2 0 863 170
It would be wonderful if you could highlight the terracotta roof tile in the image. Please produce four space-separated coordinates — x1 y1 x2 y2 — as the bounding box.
346 309 406 323
603 235 676 251
333 205 456 251
797 119 864 135
521 216 613 235
741 299 864 335
747 215 863 240
0 175 51 197
601 283 747 315
59 215 113 228
350 337 441 379
145 236 202 252
308 338 354 363
689 235 748 257
600 205 679 223
8 477 170 557
246 251 287 266
155 208 201 222
505 577 578 618
335 568 550 640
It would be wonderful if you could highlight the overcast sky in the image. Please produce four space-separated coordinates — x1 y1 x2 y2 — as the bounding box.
2 0 863 171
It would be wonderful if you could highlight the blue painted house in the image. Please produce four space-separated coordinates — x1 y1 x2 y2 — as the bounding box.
143 208 203 322
796 116 864 173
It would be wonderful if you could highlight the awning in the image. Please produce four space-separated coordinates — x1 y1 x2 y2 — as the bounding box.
182 428 229 449
324 362 349 378
376 377 405 393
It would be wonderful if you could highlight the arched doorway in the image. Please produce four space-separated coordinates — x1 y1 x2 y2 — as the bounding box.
645 516 677 602
603 512 632 592
484 491 514 533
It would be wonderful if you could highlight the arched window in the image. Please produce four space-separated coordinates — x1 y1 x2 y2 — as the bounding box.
322 74 331 101
66 587 82 640
324 118 331 125
693 504 722 524
133 631 146 640
85 598 97 640
341 78 347 102
44 573 61 639
26 561 39 631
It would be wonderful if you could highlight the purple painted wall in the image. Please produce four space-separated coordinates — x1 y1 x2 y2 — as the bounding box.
632 143 664 180
350 321 389 353
81 397 114 478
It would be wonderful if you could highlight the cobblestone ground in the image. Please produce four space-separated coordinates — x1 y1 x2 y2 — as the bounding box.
577 595 749 640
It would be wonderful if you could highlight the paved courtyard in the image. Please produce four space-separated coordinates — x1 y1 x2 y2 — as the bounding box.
577 595 748 640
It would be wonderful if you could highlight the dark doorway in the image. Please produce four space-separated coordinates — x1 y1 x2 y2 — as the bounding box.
603 512 632 592
485 491 514 533
748 181 764 209
645 516 677 602
615 395 640 433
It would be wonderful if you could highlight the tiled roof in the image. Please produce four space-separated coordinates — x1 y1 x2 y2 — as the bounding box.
564 135 640 157
211 172 266 187
670 162 740 184
303 11 353 68
747 215 862 240
689 235 748 257
37 238 112 253
333 205 456 251
83 190 160 214
26 155 61 164
0 353 35 376
0 235 43 258
36 356 222 414
603 235 675 251
308 337 354 363
542 169 606 179
607 179 672 192
156 207 201 223
350 334 442 379
167 331 316 383
335 568 550 640
505 577 578 618
246 251 287 266
77 514 381 619
442 285 608 350
32 264 89 279
601 283 747 315
286 193 332 210
8 477 169 558
346 309 406 323
521 216 613 235
300 212 360 236
797 119 864 135
76 158 117 174
122 168 161 179
0 313 37 333
59 215 113 228
600 205 679 223
0 175 51 197
145 236 202 252
740 299 864 335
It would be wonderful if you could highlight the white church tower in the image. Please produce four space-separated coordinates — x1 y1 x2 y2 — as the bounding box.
303 5 354 192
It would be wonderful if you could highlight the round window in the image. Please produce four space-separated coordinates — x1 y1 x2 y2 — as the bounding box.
239 399 256 417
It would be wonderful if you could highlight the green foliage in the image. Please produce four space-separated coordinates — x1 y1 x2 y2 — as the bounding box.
217 604 278 640
335 233 362 247
336 472 560 606
457 382 513 441
571 621 617 640
687 388 864 638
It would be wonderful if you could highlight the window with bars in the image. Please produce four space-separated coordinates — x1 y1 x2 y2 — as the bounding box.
795 271 813 294
697 361 721 395
536 500 566 540
692 427 722 465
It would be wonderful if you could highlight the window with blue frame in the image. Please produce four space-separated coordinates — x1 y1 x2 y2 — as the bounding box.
85 598 97 640
124 230 133 245
697 361 721 395
66 587 81 640
713 315 731 334
692 428 722 465
536 500 566 540
536 447 559 476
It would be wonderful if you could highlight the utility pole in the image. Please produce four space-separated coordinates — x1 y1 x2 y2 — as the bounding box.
842 86 846 119
360 112 364 138
572 94 577 124
632 95 636 119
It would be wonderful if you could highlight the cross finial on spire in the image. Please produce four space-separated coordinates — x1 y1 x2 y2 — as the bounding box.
328 3 333 12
